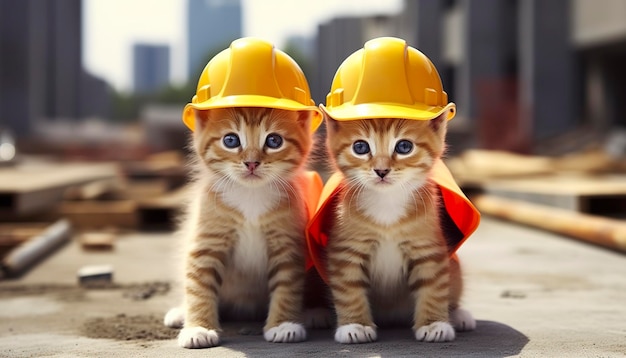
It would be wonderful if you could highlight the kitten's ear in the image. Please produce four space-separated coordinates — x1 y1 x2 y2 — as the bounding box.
296 111 313 130
429 111 448 139
194 109 209 133
320 106 339 133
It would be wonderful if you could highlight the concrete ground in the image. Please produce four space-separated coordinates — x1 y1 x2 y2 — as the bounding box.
0 217 624 357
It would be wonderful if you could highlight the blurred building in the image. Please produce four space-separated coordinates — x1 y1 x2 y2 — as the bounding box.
80 71 113 120
315 0 626 154
187 0 242 81
398 0 576 153
140 104 188 152
285 35 315 60
573 0 626 134
0 0 111 138
313 15 400 110
312 15 403 148
133 44 171 94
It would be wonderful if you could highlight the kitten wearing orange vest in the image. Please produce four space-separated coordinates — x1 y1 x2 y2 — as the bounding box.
322 111 476 343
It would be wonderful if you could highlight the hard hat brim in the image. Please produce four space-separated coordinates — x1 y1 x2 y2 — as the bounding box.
183 95 323 132
320 102 456 121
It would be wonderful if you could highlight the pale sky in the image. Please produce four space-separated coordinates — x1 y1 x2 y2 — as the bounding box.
82 0 402 92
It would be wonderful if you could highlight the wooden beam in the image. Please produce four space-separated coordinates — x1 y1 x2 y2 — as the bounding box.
58 200 138 230
472 194 626 253
0 162 121 216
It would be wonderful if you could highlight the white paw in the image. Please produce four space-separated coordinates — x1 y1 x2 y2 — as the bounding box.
335 323 377 344
264 322 306 343
303 307 334 329
178 327 220 348
163 307 185 328
450 308 476 331
415 321 455 342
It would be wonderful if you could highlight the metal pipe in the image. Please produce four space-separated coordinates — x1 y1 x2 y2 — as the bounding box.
1 219 72 277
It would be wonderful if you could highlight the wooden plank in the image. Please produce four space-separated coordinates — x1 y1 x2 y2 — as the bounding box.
447 148 626 188
0 162 121 192
0 162 122 216
472 194 626 253
79 231 116 251
136 187 188 230
122 179 170 201
63 178 121 201
58 200 138 229
0 223 48 246
122 151 189 191
0 223 48 260
446 149 555 186
137 186 188 209
480 174 626 196
470 174 626 215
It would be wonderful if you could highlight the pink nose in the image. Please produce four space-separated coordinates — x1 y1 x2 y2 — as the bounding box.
244 161 260 171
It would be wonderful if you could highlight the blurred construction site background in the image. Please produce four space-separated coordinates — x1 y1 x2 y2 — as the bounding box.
1 3 625 355
2 0 626 260
2 0 626 160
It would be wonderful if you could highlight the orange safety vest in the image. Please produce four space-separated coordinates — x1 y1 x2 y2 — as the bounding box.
305 160 481 283
300 170 324 222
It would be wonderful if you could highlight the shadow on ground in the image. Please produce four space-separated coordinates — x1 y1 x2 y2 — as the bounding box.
203 320 528 357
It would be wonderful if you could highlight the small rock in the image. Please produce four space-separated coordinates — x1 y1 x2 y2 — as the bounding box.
501 290 526 299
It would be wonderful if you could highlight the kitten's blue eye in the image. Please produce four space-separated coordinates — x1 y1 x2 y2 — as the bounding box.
352 140 370 155
265 133 283 149
223 133 240 148
395 140 413 154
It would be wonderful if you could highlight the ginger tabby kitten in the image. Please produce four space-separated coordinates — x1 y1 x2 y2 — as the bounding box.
324 111 475 344
164 107 313 348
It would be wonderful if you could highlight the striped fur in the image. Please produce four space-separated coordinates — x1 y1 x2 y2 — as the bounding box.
324 113 474 343
169 107 312 348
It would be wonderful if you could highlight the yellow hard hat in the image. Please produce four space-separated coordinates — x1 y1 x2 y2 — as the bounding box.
182 37 322 132
322 37 455 121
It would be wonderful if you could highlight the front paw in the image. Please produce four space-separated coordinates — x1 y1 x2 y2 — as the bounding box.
450 308 476 331
264 322 306 343
163 307 184 328
178 327 220 348
415 321 455 342
335 323 377 344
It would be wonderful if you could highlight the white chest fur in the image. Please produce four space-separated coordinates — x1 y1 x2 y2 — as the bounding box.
357 186 412 226
232 222 268 276
221 184 281 221
370 239 405 290
219 221 269 307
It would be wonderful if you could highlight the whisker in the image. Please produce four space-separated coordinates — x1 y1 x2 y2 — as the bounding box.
401 181 419 215
209 172 235 210
269 179 287 210
344 175 364 219
273 176 296 211
415 186 427 216
422 185 437 212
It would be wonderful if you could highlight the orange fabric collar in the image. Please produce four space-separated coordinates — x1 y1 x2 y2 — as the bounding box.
305 160 480 282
